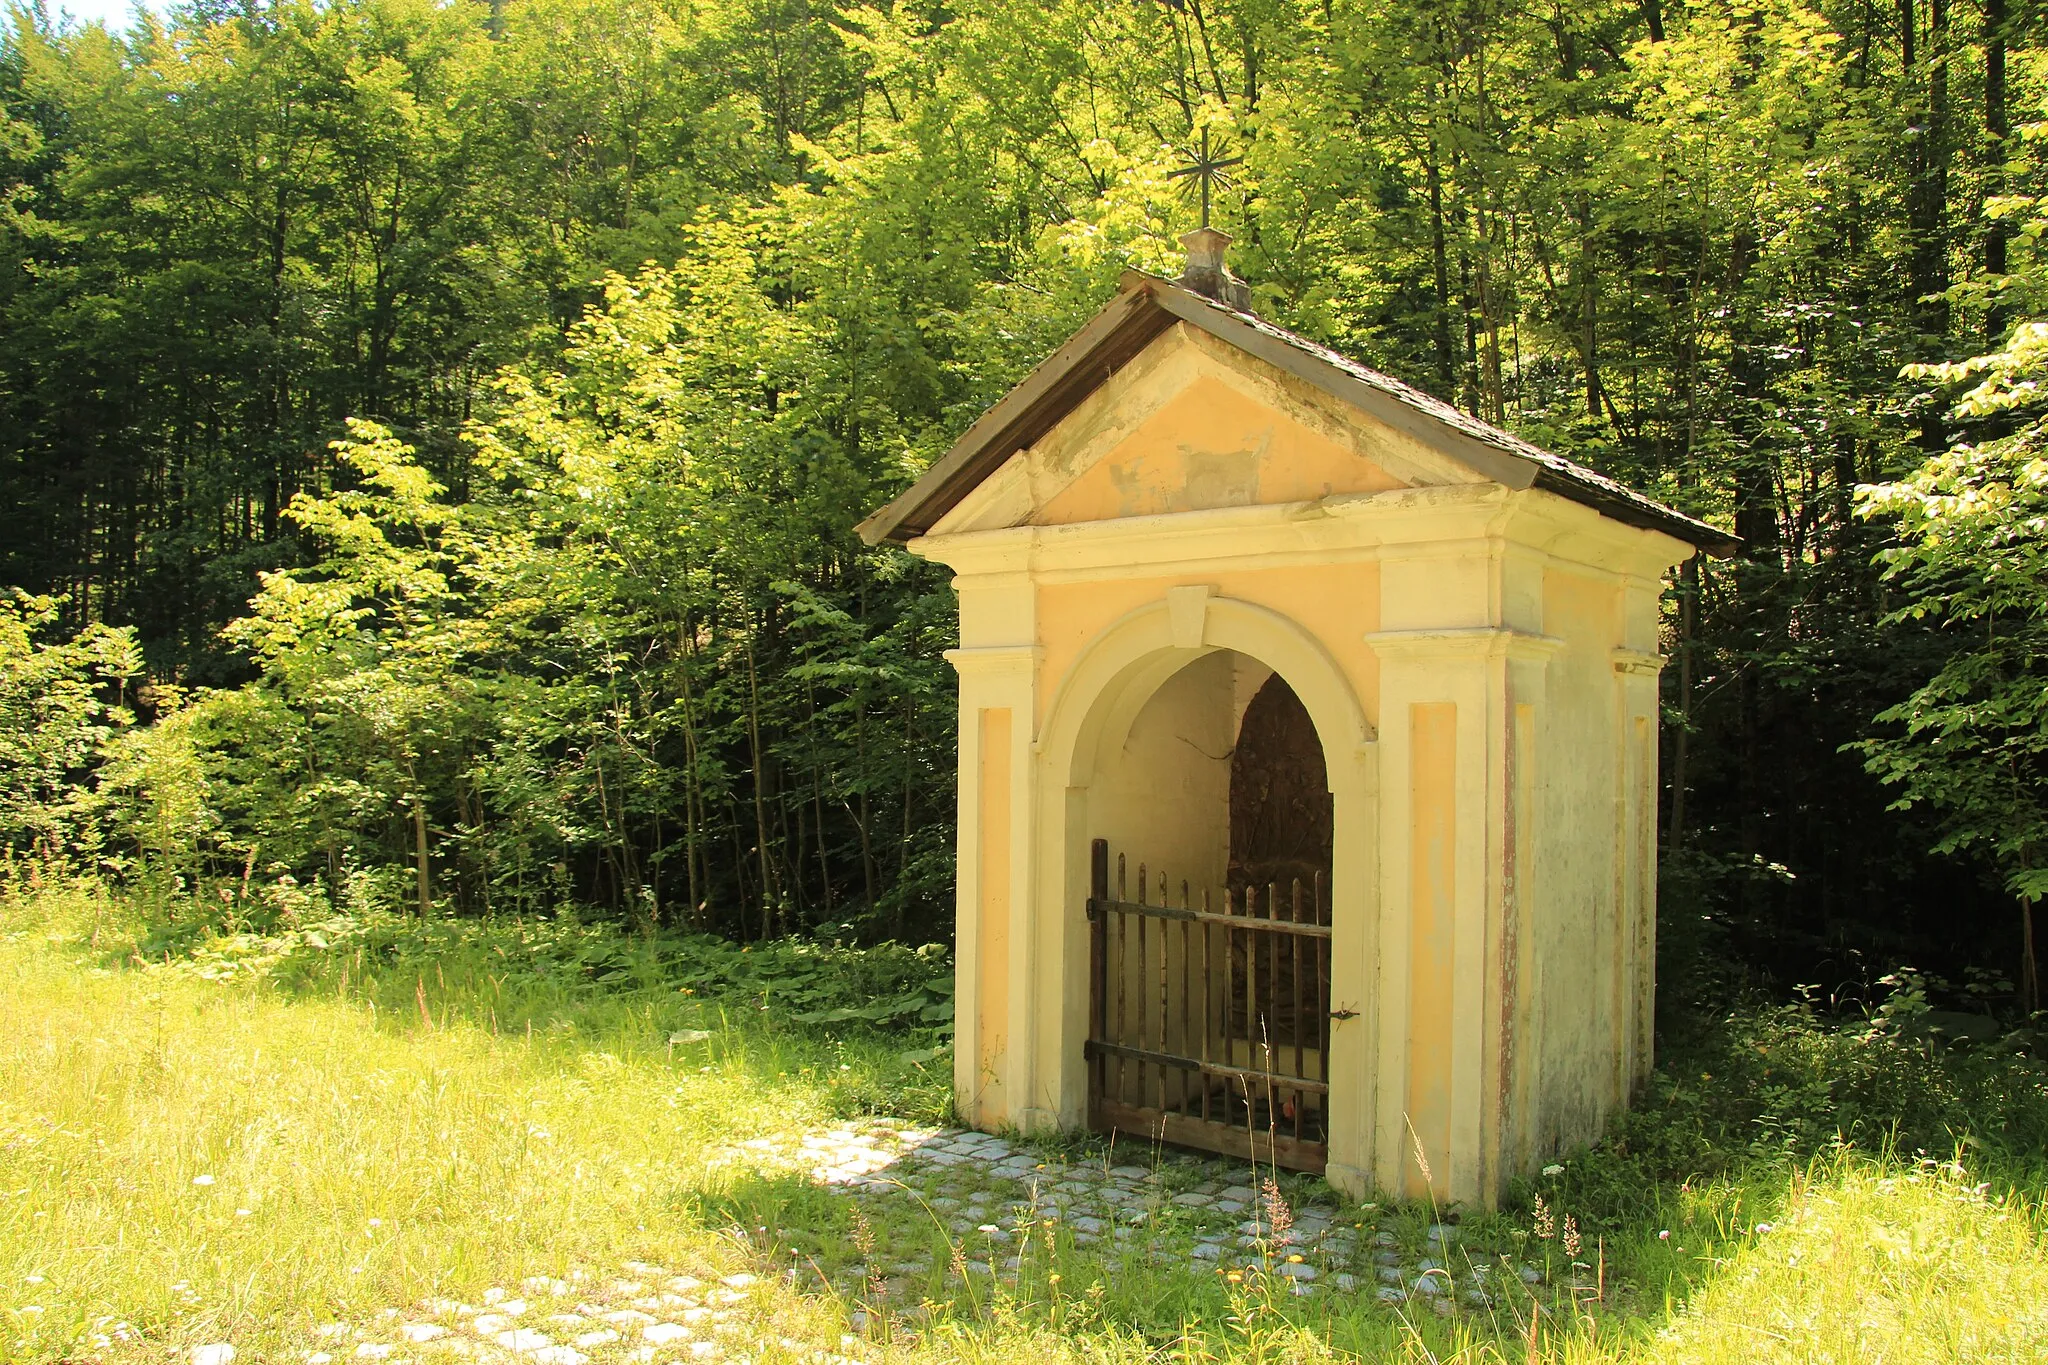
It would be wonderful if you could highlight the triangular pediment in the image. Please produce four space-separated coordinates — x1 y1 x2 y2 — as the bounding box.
858 271 1735 554
930 324 1482 536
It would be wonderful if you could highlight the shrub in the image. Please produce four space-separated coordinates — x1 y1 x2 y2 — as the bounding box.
0 592 141 861
1527 989 2048 1235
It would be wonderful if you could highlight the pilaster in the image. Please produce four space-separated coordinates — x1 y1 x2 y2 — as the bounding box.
1613 573 1666 1099
1368 529 1560 1207
945 641 1040 1131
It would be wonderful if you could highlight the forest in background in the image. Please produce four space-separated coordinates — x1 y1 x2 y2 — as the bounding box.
5 0 2048 1016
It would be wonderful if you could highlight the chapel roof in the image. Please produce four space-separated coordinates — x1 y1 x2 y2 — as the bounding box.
856 266 1738 555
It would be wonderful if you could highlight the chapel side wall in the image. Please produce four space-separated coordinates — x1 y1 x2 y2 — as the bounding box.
1527 565 1628 1159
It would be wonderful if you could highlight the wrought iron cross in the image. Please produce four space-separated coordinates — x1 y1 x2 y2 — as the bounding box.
1167 127 1242 229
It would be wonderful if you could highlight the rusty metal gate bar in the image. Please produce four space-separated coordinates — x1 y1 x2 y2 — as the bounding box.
1084 838 1332 1173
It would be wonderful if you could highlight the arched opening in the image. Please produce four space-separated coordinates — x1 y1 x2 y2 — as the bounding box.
1230 671 1335 901
1080 649 1336 1172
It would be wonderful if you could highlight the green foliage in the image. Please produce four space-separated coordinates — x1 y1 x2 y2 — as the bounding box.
9 879 2048 1364
0 592 140 860
1516 980 2048 1242
1858 319 2048 1007
96 867 957 1059
0 878 955 1365
6 0 2048 996
76 302 957 935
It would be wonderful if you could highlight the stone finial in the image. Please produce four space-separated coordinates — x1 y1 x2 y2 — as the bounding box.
1178 228 1253 310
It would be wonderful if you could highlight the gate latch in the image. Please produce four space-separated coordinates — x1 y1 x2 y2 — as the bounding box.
1328 1007 1360 1022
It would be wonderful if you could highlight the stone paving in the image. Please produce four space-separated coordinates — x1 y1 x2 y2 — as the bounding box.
720 1120 1553 1325
264 1121 1560 1365
287 1266 837 1365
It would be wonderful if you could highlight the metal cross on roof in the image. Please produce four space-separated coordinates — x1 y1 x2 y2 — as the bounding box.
1167 126 1243 229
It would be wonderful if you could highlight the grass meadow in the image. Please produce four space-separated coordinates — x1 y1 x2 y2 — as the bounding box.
3 874 2047 1364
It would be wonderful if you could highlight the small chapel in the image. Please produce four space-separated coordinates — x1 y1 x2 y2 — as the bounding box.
857 230 1734 1207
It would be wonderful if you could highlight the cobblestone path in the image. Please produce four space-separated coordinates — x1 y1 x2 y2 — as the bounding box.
274 1122 1558 1365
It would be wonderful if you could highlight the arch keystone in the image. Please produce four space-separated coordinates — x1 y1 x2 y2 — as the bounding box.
1166 584 1214 649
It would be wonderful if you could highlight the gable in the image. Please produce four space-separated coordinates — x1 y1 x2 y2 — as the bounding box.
931 323 1481 536
859 271 1735 554
1033 372 1400 524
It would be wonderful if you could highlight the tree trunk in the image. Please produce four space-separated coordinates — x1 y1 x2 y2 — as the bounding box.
897 694 915 940
1984 0 2010 340
1427 145 1456 396
2022 896 2038 1016
1579 200 1600 420
405 753 431 918
1906 0 1953 451
855 698 878 916
745 642 778 940
676 615 706 926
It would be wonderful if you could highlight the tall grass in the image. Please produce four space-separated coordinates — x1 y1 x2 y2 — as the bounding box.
0 881 938 1363
4 878 2047 1365
1598 1159 2048 1364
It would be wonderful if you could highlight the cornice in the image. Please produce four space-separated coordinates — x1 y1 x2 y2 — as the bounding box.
1365 628 1567 662
944 645 1042 680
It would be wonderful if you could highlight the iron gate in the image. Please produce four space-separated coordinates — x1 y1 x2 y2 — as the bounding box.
1083 838 1334 1172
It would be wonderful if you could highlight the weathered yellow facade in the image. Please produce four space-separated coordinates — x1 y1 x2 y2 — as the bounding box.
861 246 1724 1207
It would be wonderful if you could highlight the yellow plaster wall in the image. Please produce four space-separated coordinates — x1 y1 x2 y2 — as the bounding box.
975 707 1012 1126
1405 701 1459 1199
929 322 1485 540
1034 373 1403 525
1504 700 1538 1177
1089 651 1235 890
1527 568 1625 1157
1035 563 1382 736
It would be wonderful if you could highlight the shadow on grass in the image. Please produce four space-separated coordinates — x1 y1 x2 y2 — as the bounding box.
688 1139 1714 1364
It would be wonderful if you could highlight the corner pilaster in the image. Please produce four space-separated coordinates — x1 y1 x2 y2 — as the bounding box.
945 642 1040 1132
1613 571 1666 1099
1367 624 1559 1206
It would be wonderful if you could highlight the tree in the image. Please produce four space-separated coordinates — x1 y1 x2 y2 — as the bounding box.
1858 320 2048 1011
0 591 140 860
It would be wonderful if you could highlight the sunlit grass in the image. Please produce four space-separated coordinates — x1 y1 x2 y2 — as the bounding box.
0 883 929 1363
1602 1160 2048 1364
3 879 2047 1365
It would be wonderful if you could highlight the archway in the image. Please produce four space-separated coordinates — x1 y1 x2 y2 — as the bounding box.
1021 591 1372 1176
1080 651 1338 1170
1032 601 1368 1170
1230 671 1335 901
